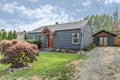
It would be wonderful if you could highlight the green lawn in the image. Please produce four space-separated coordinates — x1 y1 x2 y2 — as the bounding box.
0 52 86 80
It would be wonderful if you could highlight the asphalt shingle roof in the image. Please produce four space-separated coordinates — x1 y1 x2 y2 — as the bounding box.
29 20 88 33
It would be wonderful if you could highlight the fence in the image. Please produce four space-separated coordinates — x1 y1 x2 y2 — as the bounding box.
114 37 120 46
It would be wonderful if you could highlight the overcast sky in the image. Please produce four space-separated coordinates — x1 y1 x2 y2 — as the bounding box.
0 0 120 31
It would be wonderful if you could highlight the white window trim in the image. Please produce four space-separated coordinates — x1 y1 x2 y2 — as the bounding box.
72 33 80 44
81 32 84 44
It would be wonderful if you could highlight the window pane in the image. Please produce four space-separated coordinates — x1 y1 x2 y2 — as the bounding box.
74 39 79 43
74 33 78 38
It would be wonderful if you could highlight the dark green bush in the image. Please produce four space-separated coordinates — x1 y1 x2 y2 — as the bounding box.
50 48 56 52
56 48 61 52
50 48 71 53
61 49 66 53
82 44 96 51
64 49 70 53
26 39 42 48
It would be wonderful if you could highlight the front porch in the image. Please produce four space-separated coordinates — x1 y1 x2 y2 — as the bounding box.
41 27 55 49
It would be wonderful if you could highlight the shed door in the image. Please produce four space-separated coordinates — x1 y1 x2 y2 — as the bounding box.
99 37 108 46
99 37 103 46
104 37 107 46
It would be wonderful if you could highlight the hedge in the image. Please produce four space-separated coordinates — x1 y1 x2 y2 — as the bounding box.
26 39 42 48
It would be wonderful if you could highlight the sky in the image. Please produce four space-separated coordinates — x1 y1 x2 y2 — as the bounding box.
0 0 120 31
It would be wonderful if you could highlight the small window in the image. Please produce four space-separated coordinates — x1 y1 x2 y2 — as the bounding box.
33 35 41 40
72 33 79 44
33 36 36 40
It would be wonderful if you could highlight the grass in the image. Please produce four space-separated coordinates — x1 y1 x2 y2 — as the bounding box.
0 52 87 80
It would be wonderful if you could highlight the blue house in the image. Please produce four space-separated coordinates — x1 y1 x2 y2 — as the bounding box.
28 20 92 50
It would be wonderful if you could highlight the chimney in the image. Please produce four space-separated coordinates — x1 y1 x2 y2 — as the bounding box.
55 22 59 25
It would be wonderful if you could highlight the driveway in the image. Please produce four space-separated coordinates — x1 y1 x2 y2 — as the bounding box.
73 47 120 80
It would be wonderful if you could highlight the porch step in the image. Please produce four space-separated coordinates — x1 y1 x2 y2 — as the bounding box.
44 48 52 52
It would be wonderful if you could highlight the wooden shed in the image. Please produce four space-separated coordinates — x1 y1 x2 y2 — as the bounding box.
93 30 117 46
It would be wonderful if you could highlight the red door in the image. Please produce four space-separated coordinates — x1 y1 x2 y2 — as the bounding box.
48 35 53 48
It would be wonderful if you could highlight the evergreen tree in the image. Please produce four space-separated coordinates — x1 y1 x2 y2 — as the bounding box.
7 31 13 40
24 31 28 40
13 30 17 39
2 31 7 39
0 32 3 41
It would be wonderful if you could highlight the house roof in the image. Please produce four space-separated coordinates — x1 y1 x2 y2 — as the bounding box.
29 20 89 33
17 32 25 35
93 30 117 37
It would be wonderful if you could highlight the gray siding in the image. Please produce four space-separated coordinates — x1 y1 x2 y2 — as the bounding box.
81 23 92 48
28 32 41 39
53 29 81 50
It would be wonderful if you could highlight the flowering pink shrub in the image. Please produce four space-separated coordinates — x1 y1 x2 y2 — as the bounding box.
0 40 12 53
0 39 39 68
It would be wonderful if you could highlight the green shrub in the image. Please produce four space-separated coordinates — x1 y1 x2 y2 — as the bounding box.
2 31 7 39
13 30 17 39
82 44 96 51
65 49 70 53
24 31 28 40
61 49 66 53
50 48 71 53
26 39 41 48
56 48 61 52
50 48 56 52
26 39 38 44
0 30 17 41
7 31 13 40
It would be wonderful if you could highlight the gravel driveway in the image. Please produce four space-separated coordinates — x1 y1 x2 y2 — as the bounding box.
73 47 120 80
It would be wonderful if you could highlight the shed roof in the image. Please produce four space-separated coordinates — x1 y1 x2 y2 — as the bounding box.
29 20 89 33
93 30 117 37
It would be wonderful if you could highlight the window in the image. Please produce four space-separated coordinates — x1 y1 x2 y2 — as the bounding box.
32 35 41 40
72 33 79 44
33 36 36 40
